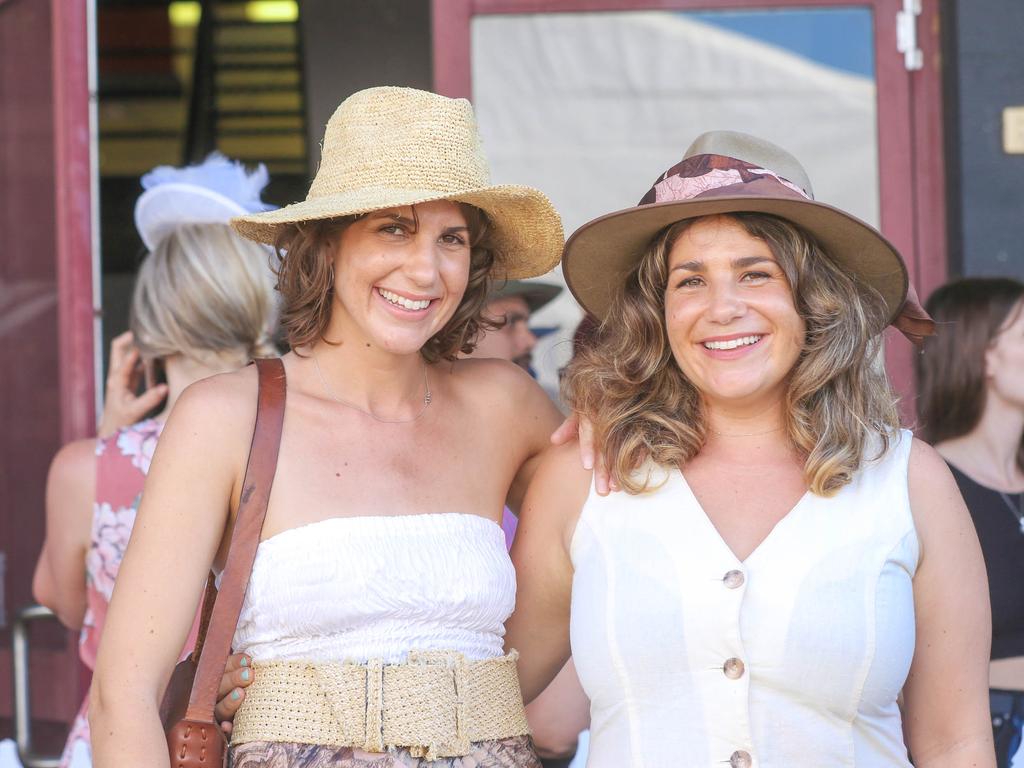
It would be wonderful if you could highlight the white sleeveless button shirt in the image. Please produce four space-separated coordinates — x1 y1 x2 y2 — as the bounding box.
570 430 918 768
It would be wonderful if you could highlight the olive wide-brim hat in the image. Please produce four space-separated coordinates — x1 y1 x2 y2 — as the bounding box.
231 87 564 280
563 130 933 341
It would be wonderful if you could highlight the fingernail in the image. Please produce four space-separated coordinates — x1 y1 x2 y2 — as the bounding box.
240 656 249 667
231 689 241 700
241 669 250 681
583 456 594 470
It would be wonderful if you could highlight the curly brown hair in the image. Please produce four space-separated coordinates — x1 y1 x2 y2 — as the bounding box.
272 203 499 362
563 212 900 497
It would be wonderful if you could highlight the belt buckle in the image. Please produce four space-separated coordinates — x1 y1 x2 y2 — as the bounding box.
390 650 471 759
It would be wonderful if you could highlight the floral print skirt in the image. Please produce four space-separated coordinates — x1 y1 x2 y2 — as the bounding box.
230 737 541 768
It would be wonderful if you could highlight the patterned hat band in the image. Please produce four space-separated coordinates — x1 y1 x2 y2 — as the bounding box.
638 154 812 207
562 129 936 345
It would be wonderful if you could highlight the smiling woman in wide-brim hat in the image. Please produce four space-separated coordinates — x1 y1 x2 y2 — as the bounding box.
89 86 570 768
502 130 992 768
562 129 932 341
232 86 563 281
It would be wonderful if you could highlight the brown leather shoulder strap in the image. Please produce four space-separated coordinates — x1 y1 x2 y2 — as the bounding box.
186 357 286 720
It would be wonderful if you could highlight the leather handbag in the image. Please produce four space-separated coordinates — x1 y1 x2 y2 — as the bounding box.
159 357 286 767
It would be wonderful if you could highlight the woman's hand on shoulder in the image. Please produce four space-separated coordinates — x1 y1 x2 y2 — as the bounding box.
903 438 995 766
550 413 617 496
33 437 96 629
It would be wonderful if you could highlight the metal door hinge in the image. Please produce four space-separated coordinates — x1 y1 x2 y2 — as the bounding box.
897 0 924 71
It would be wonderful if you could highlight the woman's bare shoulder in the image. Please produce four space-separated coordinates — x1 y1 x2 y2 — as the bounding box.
444 356 536 389
49 437 98 487
907 436 974 556
907 436 959 503
527 442 593 513
438 358 559 423
161 364 261 449
178 364 258 416
45 437 98 529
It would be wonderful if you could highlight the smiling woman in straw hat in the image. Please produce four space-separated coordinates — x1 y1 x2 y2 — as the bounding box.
90 87 564 768
505 131 994 766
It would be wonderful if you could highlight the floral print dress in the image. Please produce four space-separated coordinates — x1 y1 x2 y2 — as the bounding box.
59 419 201 768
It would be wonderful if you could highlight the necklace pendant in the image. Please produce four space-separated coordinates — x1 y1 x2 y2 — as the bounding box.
424 390 432 406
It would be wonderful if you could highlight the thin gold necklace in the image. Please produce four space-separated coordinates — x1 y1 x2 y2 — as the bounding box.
312 352 432 424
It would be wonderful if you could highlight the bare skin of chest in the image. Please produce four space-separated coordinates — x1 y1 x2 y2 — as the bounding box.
258 394 519 539
683 453 808 562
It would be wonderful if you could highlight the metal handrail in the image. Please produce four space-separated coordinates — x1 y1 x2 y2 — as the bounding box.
12 604 63 768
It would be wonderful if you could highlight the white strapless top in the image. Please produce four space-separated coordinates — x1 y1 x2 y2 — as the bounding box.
231 513 515 664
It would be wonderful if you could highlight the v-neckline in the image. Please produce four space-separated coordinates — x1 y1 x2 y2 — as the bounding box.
674 468 812 565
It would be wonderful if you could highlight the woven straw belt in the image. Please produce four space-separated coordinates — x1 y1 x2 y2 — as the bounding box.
231 650 530 760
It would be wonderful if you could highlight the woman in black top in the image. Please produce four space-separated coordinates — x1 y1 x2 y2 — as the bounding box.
917 277 1024 766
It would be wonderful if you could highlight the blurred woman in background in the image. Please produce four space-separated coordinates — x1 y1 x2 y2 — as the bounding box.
32 155 278 768
917 277 1024 767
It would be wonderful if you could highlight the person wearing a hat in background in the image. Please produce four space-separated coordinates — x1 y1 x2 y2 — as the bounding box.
505 131 994 766
90 87 565 768
33 154 279 768
466 279 561 376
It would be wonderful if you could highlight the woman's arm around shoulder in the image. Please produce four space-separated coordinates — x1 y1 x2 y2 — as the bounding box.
33 437 96 629
89 368 258 768
903 437 995 768
506 440 591 703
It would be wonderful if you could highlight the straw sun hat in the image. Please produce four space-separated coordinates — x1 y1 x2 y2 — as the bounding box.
563 130 934 342
231 87 564 280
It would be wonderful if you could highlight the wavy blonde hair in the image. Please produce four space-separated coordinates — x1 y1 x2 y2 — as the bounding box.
131 223 278 367
564 213 900 497
273 203 499 362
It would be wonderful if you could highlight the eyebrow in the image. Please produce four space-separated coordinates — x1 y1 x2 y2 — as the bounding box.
367 211 469 234
367 211 415 226
670 255 774 273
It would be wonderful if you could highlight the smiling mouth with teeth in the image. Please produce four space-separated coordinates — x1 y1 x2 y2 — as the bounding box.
702 335 763 351
378 288 432 311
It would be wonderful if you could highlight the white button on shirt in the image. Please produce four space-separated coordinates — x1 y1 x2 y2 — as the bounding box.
570 430 918 768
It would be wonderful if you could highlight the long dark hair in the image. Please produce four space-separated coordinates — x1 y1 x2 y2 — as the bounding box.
916 277 1024 470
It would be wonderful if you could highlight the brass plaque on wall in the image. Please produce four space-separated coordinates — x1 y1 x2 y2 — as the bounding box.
1004 106 1024 154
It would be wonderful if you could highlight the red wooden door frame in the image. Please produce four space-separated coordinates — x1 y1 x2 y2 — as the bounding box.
0 0 94 741
54 0 97 444
432 0 947 421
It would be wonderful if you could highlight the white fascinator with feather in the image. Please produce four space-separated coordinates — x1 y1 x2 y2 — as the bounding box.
134 152 275 250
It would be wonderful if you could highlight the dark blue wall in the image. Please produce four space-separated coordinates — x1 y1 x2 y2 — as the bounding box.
944 0 1024 280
